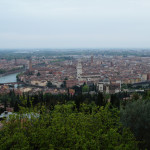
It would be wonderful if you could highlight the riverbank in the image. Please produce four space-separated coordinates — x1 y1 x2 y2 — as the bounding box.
0 69 24 77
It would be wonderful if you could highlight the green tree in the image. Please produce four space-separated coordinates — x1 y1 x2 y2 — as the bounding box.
110 94 120 108
96 92 105 107
47 81 53 88
120 99 150 149
132 93 140 101
0 103 138 150
37 72 41 76
0 69 6 74
82 85 89 93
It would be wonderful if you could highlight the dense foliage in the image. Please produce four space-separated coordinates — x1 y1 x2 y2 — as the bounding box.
120 99 150 149
0 103 137 150
1 91 150 149
0 69 6 74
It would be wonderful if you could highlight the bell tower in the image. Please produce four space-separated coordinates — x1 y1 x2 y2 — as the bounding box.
77 60 82 79
28 59 32 72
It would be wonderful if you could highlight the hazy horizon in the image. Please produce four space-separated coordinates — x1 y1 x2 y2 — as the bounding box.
0 0 150 49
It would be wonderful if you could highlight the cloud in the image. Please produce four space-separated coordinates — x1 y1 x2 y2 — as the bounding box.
0 0 150 48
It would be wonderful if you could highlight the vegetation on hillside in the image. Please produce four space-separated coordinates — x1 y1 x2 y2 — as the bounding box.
0 102 137 150
1 91 150 149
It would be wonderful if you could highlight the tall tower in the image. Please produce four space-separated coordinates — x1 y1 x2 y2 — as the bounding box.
91 55 93 64
77 60 82 79
28 59 32 72
15 58 17 65
111 62 113 67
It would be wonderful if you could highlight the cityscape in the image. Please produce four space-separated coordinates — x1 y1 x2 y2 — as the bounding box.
1 0 150 149
1 49 150 149
1 49 150 95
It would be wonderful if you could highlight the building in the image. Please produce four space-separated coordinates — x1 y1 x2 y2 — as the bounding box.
97 78 121 94
77 60 83 79
28 59 32 72
91 55 93 64
66 80 78 88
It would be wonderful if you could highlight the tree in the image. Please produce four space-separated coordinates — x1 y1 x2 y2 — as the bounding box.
132 93 140 101
37 72 41 76
96 92 105 107
120 99 150 149
0 95 9 111
14 101 19 112
47 81 53 88
82 85 89 93
63 80 66 88
110 94 120 108
0 103 138 150
0 69 6 74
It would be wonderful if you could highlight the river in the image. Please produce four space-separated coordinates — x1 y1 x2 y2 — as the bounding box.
0 73 18 83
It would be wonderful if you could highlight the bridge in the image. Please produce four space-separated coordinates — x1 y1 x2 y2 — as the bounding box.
0 82 23 86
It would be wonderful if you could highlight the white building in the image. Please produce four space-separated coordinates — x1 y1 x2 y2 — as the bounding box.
77 60 83 79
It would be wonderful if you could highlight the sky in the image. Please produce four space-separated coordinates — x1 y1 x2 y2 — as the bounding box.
0 0 150 49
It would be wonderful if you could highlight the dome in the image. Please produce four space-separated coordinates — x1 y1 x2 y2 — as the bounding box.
103 78 110 82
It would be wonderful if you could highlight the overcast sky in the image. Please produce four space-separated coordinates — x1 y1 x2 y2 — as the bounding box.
0 0 150 49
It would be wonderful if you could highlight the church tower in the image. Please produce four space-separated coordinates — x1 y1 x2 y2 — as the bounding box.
77 60 83 79
91 55 93 64
28 59 32 72
15 58 17 65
